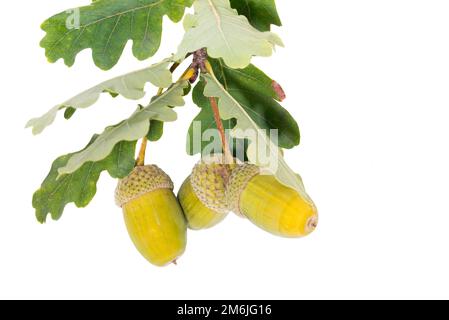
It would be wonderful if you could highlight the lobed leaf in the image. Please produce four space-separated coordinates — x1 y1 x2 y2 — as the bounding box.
33 138 136 223
175 0 283 69
26 58 174 135
58 81 189 176
41 0 193 70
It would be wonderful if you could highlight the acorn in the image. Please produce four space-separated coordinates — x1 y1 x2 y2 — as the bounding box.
227 164 318 238
115 165 187 266
178 154 232 230
178 176 228 230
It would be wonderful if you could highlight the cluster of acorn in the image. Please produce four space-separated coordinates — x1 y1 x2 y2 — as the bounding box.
115 154 318 267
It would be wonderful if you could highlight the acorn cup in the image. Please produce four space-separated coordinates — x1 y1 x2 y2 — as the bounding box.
178 154 233 230
115 165 187 267
227 164 318 238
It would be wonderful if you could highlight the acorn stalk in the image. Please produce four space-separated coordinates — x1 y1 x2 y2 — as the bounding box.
116 165 187 266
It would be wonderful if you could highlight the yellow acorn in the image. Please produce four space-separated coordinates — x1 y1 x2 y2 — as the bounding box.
227 164 318 238
115 165 187 267
178 155 232 230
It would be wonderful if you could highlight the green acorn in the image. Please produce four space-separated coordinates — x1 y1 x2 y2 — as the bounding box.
178 155 233 230
227 164 318 238
115 165 187 266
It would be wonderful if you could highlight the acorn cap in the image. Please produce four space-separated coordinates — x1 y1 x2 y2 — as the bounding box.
115 165 174 207
226 163 260 215
190 154 233 214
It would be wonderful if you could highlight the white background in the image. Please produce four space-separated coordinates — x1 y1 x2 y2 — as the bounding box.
0 0 448 300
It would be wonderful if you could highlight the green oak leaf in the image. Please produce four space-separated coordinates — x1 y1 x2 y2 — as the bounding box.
41 0 193 70
210 58 299 148
64 107 77 120
147 120 165 141
175 0 283 69
187 59 299 156
58 81 188 175
230 0 281 31
33 138 136 223
201 72 312 204
26 59 174 135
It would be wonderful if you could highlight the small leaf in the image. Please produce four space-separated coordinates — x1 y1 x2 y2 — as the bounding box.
58 81 188 176
41 0 194 70
175 0 283 69
33 138 136 223
202 72 312 204
230 0 281 31
26 59 174 135
64 107 76 120
147 120 164 141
